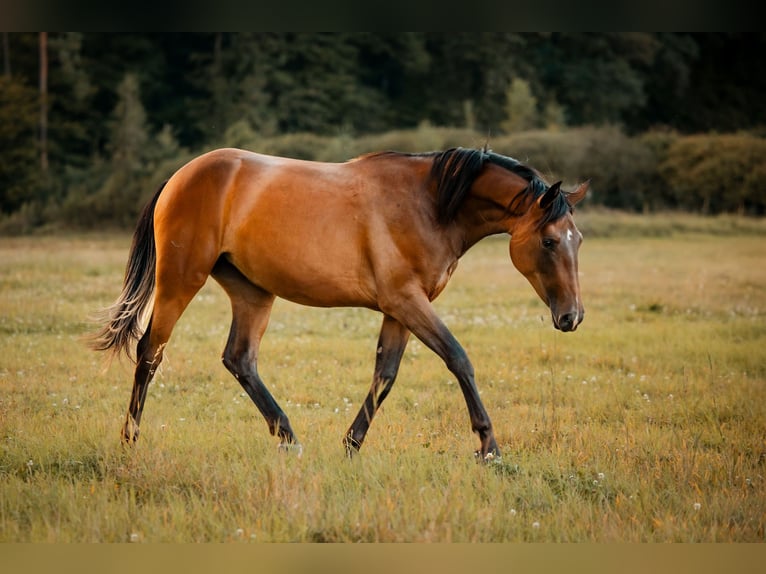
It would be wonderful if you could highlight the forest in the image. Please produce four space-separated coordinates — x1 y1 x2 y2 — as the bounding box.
1 33 765 232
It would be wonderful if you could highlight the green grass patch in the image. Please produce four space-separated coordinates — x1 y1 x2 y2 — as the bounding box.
1 222 764 541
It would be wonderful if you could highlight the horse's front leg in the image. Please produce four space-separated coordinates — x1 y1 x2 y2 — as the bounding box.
213 261 300 453
344 315 410 456
386 292 500 461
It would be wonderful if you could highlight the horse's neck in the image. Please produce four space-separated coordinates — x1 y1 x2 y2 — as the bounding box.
454 186 532 253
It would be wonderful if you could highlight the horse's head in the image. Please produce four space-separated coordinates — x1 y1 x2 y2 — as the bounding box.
509 181 589 332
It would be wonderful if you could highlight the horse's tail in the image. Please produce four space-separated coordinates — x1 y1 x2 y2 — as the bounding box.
87 181 166 361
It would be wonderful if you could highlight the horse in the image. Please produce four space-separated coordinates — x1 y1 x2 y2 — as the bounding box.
89 146 588 460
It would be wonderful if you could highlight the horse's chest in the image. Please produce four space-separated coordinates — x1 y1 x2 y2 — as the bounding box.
428 260 458 301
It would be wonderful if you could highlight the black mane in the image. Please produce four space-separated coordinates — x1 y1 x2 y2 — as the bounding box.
429 147 569 226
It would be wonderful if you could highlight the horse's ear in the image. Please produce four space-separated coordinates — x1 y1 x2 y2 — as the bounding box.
539 181 562 210
565 180 590 207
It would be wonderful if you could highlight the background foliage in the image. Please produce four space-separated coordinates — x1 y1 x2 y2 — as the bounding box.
1 33 765 232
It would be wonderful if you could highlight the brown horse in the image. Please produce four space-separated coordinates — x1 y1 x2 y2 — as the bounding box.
89 147 588 460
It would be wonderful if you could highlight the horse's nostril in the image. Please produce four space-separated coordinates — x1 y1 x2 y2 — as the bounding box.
558 312 576 331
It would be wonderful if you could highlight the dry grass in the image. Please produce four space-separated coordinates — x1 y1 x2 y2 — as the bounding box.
1 218 765 542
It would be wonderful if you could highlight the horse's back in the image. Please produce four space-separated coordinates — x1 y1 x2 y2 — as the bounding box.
152 148 421 308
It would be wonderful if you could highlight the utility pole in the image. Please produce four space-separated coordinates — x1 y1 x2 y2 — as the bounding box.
39 32 48 172
2 33 10 77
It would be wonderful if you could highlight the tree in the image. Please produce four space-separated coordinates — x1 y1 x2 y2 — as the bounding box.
65 72 153 228
524 33 656 128
675 33 766 132
628 33 698 131
0 76 39 213
2 33 766 229
416 33 526 130
109 73 149 168
501 78 538 133
47 32 97 171
190 33 279 142
266 33 390 134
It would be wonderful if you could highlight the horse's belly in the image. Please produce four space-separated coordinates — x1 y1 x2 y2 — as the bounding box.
229 240 377 309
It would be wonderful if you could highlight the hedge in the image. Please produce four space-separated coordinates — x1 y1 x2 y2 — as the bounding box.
2 126 764 233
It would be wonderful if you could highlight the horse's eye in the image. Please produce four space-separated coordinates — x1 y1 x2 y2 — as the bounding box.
542 238 556 250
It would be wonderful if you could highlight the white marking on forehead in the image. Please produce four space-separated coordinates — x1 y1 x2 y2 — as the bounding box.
566 229 573 242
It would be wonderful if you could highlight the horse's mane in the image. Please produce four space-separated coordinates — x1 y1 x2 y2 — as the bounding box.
365 148 570 227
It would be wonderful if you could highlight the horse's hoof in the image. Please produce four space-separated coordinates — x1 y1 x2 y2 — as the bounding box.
120 430 138 446
121 415 140 445
278 442 303 457
474 450 502 464
342 434 362 459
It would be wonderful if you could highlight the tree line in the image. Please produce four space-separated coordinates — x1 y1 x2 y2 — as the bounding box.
1 33 765 231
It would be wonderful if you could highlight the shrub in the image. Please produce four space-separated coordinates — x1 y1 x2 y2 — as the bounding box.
659 133 766 214
7 125 765 234
491 126 657 210
351 124 480 157
257 133 330 161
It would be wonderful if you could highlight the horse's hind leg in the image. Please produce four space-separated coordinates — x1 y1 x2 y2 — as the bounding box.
212 258 299 451
123 281 204 443
123 318 160 443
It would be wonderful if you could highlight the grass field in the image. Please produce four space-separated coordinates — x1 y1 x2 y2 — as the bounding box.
1 213 765 542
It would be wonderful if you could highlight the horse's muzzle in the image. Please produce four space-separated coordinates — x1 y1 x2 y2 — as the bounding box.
554 309 583 332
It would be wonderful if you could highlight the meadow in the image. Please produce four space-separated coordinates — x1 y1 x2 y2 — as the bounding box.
0 212 764 542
